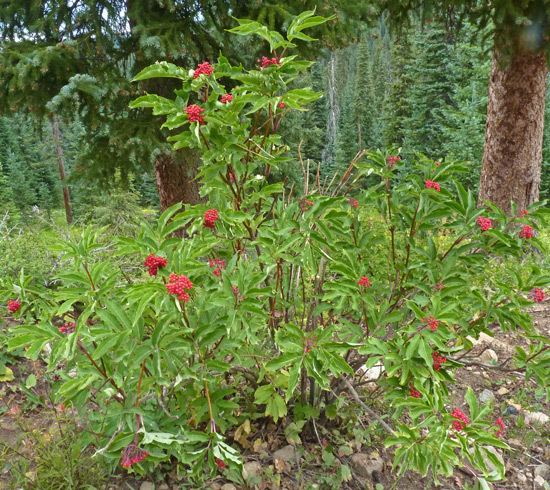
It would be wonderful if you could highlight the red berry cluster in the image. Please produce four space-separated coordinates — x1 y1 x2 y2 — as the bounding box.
358 276 372 288
193 61 214 79
519 209 528 217
203 209 219 229
476 216 493 232
530 287 545 303
277 101 285 109
120 443 149 468
425 180 441 192
215 458 226 470
349 198 359 208
423 316 439 332
519 225 535 239
59 322 76 335
495 417 506 437
220 93 233 104
209 258 226 277
259 56 280 68
144 254 168 276
386 155 401 167
166 273 193 303
7 299 21 313
451 408 469 431
432 351 446 371
410 386 421 398
185 104 205 124
434 282 445 291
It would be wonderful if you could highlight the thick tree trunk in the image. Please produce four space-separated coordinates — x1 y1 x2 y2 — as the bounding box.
50 115 73 225
478 47 548 213
154 150 201 210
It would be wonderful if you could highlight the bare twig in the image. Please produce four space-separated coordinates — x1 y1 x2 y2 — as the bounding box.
343 379 394 434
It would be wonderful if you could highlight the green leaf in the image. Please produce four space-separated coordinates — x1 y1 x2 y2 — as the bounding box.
132 62 189 82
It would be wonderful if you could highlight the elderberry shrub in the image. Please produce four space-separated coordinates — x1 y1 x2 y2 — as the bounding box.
3 11 548 486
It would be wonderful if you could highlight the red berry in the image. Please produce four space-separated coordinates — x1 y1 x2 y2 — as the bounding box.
203 209 219 229
258 56 280 69
166 273 193 302
410 386 421 398
432 351 446 371
144 254 168 276
58 322 76 335
495 417 506 437
450 408 469 431
193 61 214 79
349 198 359 208
425 180 441 192
519 225 535 239
120 443 148 468
386 155 401 167
423 316 439 332
185 104 205 124
358 276 371 288
476 216 493 232
530 287 545 303
7 299 21 313
220 93 233 104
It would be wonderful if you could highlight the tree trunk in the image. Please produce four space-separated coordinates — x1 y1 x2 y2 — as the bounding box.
478 47 548 213
154 150 201 210
50 115 73 225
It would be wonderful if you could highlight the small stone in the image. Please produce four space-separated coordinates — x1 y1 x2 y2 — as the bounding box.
350 452 384 479
504 405 519 416
358 364 385 381
273 444 297 463
534 475 546 489
535 464 550 480
517 472 527 484
139 483 155 490
496 387 509 396
158 485 169 490
480 349 498 363
525 412 549 426
243 461 262 480
220 485 237 490
479 389 495 404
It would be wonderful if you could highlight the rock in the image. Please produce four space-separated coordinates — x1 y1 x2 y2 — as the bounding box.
220 485 236 490
158 485 169 490
480 349 498 364
504 405 519 416
534 475 547 489
479 389 495 404
517 472 528 484
535 464 550 480
273 444 297 463
139 483 155 490
243 461 262 480
496 387 509 396
358 364 385 381
525 411 549 426
350 452 384 479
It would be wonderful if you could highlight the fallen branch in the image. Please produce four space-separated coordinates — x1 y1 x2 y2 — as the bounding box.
343 379 394 435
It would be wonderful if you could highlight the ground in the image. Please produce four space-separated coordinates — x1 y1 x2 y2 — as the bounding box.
1 302 548 490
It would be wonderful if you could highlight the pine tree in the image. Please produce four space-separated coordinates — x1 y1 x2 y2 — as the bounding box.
401 24 453 160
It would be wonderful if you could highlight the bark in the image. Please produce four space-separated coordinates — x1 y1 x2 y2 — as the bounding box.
154 150 202 210
478 47 548 213
50 115 73 225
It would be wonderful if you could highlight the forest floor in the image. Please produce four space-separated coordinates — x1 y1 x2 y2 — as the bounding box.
1 302 548 490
